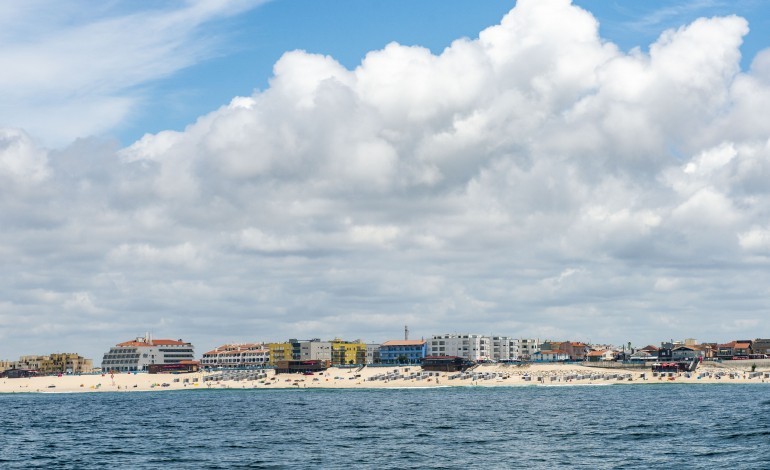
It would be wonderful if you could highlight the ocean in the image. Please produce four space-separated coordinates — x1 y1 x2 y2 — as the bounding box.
1 384 769 469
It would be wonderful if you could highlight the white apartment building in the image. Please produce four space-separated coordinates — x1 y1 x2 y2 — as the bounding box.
513 338 541 360
428 334 491 362
491 336 515 362
101 334 195 372
201 343 270 368
366 343 381 364
299 340 332 361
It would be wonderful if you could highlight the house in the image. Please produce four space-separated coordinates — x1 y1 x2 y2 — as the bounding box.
561 342 589 361
718 341 752 359
629 350 656 362
532 350 570 362
379 340 427 364
585 350 617 362
671 345 704 361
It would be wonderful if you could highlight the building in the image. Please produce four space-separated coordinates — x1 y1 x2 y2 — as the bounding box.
585 350 617 362
365 343 381 364
379 340 427 364
265 342 294 365
201 343 270 368
422 356 470 372
330 340 366 365
491 336 514 362
0 369 39 378
428 334 491 362
532 350 569 362
275 360 330 374
717 341 752 359
12 353 93 374
148 361 200 374
299 340 333 362
671 345 705 361
513 338 541 360
101 334 195 372
562 342 588 361
752 339 770 355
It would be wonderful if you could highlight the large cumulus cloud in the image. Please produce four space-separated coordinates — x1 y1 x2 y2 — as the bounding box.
3 0 770 359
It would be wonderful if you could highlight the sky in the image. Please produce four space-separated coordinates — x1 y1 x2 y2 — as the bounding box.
2 0 770 361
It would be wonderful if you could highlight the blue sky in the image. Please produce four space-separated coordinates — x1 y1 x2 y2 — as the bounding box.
118 0 770 146
2 0 770 360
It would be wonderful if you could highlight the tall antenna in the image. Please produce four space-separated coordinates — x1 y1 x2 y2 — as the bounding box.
405 325 409 341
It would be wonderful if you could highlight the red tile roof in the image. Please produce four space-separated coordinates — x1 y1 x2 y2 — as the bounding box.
117 338 189 347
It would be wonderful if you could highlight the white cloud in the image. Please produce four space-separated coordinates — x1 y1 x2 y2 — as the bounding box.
3 0 770 359
0 0 267 146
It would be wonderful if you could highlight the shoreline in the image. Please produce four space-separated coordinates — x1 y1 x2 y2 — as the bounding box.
2 362 769 394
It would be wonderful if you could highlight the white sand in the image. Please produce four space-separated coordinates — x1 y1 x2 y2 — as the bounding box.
2 362 768 393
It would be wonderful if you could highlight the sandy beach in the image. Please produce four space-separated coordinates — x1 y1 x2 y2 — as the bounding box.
2 362 769 393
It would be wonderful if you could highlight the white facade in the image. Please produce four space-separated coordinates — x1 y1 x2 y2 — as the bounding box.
300 341 332 361
491 336 514 361
101 335 195 372
365 343 380 364
428 334 491 362
513 338 541 360
201 343 270 368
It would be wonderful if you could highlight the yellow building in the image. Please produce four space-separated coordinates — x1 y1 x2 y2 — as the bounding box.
331 340 367 366
265 342 293 365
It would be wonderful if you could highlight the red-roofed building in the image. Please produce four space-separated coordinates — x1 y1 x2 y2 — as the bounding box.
201 343 270 368
101 334 195 372
718 341 752 359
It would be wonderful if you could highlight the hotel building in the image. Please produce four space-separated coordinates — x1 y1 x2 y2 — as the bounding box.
101 334 195 372
201 343 270 368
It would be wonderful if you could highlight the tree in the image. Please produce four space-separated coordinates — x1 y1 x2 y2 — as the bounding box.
397 355 408 364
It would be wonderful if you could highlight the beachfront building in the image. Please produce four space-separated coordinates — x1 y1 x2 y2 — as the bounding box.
0 360 12 373
751 339 770 356
331 340 367 365
379 340 427 364
428 334 491 362
265 342 294 365
671 345 705 361
201 343 269 368
585 350 617 362
512 338 541 361
532 350 569 362
299 340 333 362
12 353 93 374
717 341 752 359
491 336 514 362
101 334 195 372
366 343 381 364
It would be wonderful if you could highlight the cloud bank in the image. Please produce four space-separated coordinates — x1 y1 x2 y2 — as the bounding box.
3 0 770 359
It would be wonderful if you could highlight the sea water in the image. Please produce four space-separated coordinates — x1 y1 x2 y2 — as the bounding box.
1 384 769 469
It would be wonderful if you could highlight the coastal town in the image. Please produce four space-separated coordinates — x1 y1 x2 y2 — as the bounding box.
2 329 769 381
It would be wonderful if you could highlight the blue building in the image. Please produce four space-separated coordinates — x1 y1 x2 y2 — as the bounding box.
379 340 427 364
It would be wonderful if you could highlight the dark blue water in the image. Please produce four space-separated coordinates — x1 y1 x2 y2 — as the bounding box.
1 384 769 469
